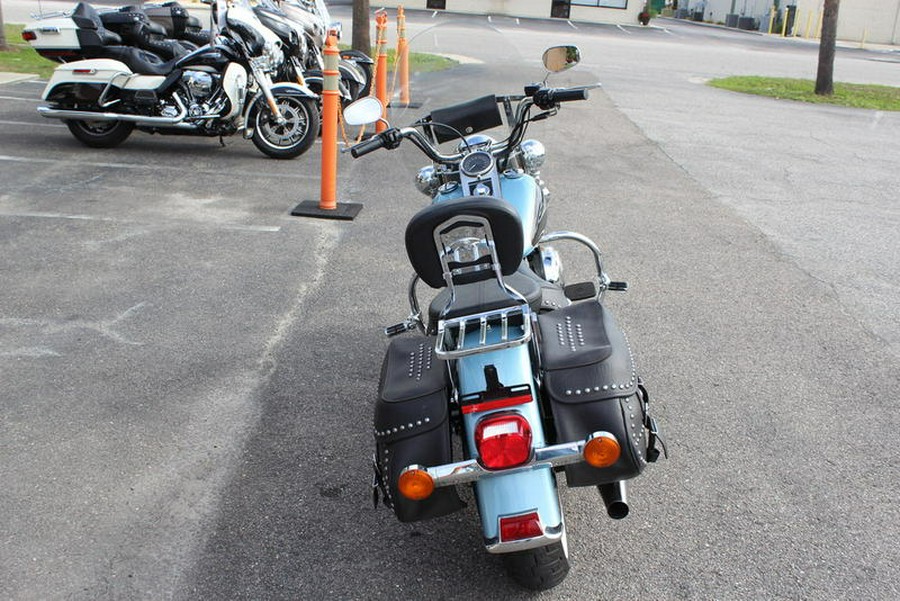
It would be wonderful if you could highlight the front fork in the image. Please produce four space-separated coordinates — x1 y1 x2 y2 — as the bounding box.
252 68 286 125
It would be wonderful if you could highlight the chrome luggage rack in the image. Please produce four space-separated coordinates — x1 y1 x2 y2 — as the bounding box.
435 303 532 360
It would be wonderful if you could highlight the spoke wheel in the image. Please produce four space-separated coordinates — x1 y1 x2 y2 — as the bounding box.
251 95 319 159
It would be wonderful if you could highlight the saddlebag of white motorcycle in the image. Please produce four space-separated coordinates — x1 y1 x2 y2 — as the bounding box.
538 301 657 487
373 335 466 522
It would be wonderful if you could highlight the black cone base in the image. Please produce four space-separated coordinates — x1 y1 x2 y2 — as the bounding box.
291 200 363 220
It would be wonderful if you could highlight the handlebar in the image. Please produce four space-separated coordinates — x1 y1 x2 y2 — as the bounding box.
349 134 387 158
534 87 589 109
347 84 592 162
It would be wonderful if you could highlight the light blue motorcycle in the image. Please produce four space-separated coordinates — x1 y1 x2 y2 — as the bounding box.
345 46 665 590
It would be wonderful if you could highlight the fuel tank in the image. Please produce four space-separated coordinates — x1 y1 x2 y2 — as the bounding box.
175 44 235 71
434 172 544 255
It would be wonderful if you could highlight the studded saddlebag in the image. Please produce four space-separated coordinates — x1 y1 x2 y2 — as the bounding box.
538 301 652 487
374 335 466 522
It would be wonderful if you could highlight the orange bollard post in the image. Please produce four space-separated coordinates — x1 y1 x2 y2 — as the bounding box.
375 12 389 133
291 33 362 220
319 33 340 211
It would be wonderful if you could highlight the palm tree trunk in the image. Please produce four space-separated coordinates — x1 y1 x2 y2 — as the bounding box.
352 0 371 56
815 0 841 96
0 1 10 52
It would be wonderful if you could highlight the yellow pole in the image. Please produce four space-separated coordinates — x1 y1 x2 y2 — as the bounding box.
815 8 823 39
805 10 813 38
861 27 868 48
780 8 788 36
768 6 776 34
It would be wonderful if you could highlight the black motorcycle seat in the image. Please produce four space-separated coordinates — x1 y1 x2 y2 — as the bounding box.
97 45 177 76
427 263 567 324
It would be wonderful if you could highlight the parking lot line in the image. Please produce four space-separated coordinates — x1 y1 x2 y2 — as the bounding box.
0 119 65 128
0 154 318 180
0 95 42 102
0 210 283 233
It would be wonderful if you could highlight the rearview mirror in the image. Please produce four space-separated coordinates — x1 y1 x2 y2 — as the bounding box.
343 97 384 126
542 46 581 73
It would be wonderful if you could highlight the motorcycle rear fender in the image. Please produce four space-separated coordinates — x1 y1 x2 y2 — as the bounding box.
338 61 365 86
42 59 132 100
269 82 318 100
340 49 374 65
457 342 563 549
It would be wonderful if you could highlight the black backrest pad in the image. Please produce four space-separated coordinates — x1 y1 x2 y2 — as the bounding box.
405 196 523 289
72 3 102 29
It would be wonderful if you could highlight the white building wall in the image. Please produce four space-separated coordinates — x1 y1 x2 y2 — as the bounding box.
374 0 900 43
682 0 775 24
374 1 642 26
789 0 900 44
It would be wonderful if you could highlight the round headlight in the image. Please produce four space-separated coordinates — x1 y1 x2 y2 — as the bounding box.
415 166 440 197
520 139 546 173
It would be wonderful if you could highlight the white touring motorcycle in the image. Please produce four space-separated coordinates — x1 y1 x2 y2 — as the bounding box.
32 1 319 158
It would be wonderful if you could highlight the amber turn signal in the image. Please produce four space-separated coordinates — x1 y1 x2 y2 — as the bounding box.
583 432 621 468
397 465 435 501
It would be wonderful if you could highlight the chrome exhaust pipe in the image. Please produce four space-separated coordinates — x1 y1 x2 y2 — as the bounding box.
37 94 188 126
598 481 629 519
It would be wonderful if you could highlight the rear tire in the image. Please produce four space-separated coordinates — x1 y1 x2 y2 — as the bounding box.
501 542 570 591
65 119 134 148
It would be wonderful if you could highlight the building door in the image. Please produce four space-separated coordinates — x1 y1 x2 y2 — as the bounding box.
426 0 446 9
551 0 570 19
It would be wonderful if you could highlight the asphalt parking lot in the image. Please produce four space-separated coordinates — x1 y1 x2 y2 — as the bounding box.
2 7 899 600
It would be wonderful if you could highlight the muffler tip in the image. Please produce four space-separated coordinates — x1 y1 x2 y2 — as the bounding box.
598 481 629 520
605 500 629 520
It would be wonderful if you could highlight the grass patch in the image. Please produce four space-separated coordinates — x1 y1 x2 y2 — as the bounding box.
389 49 457 74
342 44 458 73
1 24 58 79
709 76 900 111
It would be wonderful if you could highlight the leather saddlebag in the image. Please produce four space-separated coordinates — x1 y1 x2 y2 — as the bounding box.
374 335 465 522
538 301 653 487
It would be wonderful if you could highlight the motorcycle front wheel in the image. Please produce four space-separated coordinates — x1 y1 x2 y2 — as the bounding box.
65 119 134 148
250 94 319 159
501 541 570 591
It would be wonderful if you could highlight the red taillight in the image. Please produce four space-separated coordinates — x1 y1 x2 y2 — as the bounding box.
73 69 97 75
22 30 38 41
475 412 532 469
500 511 543 542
